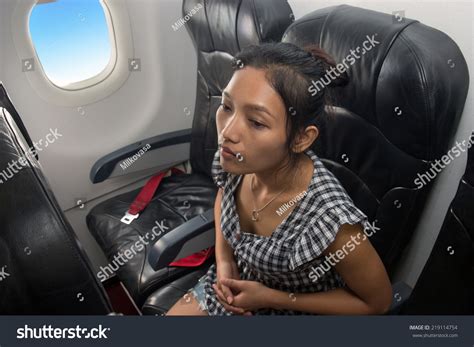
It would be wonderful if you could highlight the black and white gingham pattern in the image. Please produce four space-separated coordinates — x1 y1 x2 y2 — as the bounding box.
203 148 369 315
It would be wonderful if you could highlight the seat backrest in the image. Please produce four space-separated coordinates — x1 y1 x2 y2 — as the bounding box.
184 0 294 175
282 5 470 272
0 83 112 314
399 134 474 314
0 84 37 160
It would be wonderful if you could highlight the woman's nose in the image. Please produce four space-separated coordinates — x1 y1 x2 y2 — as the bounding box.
220 114 241 142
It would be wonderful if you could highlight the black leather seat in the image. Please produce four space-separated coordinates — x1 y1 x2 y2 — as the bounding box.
0 83 112 314
88 173 217 306
399 133 474 314
282 4 470 273
141 5 470 315
86 0 294 309
141 265 211 315
88 3 470 315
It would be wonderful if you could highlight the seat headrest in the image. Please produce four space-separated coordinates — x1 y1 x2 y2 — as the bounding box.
283 4 469 160
184 0 293 54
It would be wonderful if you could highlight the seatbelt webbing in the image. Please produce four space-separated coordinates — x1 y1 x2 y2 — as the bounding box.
120 166 214 267
120 167 184 224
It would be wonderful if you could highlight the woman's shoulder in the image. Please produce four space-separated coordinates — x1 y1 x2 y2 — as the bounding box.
287 150 371 270
303 149 370 229
297 149 360 213
287 200 370 270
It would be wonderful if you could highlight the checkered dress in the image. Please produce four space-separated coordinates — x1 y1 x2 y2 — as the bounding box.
202 148 370 315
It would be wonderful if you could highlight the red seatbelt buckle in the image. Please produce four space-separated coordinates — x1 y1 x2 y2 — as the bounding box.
120 211 139 225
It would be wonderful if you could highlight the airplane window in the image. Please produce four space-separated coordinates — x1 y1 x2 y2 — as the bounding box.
29 0 114 89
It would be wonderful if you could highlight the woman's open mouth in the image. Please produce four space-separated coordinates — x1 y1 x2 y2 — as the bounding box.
221 146 236 159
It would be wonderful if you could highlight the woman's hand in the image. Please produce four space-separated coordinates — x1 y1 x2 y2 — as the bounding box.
215 260 240 305
215 278 270 312
213 260 252 315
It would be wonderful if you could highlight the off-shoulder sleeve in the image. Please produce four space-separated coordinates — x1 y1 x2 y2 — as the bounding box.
288 202 370 271
211 148 228 189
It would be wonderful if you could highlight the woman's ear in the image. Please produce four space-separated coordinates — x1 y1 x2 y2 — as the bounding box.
292 125 319 153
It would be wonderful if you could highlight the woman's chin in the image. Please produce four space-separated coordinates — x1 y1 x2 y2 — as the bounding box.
220 160 246 175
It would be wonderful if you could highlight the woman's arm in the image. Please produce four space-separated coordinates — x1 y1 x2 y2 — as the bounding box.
214 188 246 310
214 188 235 264
266 222 392 314
219 222 392 315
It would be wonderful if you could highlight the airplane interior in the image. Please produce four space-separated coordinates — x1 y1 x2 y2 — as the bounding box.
0 0 473 343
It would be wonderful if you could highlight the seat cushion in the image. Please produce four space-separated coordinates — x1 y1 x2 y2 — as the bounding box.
141 263 212 315
87 172 217 306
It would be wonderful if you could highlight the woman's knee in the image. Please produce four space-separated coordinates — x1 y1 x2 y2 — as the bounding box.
166 293 208 316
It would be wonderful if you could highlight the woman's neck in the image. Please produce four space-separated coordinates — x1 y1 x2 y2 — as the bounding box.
251 152 310 197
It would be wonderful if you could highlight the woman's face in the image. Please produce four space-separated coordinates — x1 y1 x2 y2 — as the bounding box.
216 66 290 175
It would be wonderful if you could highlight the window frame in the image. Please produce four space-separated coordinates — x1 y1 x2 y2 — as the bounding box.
11 0 134 107
28 0 118 91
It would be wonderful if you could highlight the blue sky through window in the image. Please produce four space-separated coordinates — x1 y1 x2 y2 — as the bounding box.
29 0 112 87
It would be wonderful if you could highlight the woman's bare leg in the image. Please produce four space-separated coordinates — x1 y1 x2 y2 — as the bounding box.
166 293 209 316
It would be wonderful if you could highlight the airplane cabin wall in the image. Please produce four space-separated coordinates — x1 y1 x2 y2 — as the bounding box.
0 0 198 270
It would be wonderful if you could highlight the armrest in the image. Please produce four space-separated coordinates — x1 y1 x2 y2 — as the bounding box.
90 128 192 183
148 209 215 271
387 281 412 314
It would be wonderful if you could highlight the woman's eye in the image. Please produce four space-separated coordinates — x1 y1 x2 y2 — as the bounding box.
219 103 231 112
250 119 265 129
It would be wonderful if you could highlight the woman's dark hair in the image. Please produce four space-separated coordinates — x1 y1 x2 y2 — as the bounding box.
231 42 348 177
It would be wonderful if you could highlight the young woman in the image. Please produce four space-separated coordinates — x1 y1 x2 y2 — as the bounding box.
167 42 392 316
